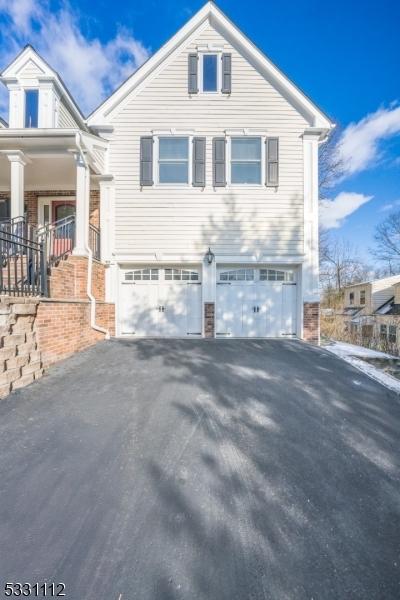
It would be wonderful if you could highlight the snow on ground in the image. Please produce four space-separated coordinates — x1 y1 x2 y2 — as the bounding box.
323 340 400 395
324 341 394 360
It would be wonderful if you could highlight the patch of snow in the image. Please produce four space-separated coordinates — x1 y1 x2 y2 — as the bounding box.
323 341 400 394
324 340 394 359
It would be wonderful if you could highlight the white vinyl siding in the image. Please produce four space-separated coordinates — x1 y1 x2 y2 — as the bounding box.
108 24 307 257
58 100 79 128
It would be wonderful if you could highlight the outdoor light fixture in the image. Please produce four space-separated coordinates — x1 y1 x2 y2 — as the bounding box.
206 247 215 265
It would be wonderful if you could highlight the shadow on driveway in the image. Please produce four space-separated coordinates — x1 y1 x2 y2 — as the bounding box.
0 339 399 600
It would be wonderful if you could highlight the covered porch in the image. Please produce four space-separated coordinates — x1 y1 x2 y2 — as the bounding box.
0 129 112 263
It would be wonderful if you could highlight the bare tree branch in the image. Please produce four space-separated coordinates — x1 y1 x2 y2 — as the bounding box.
372 211 400 272
320 234 371 292
319 126 344 200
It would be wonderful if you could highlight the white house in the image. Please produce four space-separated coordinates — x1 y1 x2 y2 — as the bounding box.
0 2 333 342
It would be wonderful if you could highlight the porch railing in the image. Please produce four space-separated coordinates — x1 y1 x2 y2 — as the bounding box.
36 215 76 268
0 224 47 297
0 214 100 297
89 224 100 261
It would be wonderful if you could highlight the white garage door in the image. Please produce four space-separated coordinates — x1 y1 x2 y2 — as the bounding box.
119 267 202 337
216 268 297 338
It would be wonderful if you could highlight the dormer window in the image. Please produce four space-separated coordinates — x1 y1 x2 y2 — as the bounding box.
202 54 218 92
25 89 38 128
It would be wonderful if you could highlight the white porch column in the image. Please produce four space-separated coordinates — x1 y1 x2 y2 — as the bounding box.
73 153 90 256
98 176 115 263
7 151 27 219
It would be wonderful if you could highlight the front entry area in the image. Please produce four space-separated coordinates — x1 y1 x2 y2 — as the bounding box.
216 267 297 338
119 266 202 337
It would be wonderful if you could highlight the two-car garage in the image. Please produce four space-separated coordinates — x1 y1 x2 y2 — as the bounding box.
118 265 298 338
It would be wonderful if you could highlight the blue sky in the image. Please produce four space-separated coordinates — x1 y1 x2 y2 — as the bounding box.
0 0 399 265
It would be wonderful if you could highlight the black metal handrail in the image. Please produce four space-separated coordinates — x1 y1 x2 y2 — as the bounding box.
36 215 76 267
0 225 47 297
89 224 100 261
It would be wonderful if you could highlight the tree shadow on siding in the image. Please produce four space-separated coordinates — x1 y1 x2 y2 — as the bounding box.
198 191 303 258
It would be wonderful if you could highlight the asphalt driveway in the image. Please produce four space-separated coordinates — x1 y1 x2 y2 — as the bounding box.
0 339 399 600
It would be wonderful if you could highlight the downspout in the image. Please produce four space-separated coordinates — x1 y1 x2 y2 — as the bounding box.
75 132 110 339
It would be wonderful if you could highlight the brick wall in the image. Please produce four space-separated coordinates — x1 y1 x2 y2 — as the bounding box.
36 299 115 368
204 302 215 338
303 302 320 344
0 189 100 226
48 255 105 301
0 298 44 398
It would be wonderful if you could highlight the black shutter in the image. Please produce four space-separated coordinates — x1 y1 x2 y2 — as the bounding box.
221 53 232 94
213 138 226 187
193 137 206 187
140 137 153 186
188 53 198 94
266 137 279 186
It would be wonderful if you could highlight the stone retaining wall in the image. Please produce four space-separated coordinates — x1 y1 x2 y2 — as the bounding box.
0 298 44 398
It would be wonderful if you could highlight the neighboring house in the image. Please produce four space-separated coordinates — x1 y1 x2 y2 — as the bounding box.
0 2 333 346
341 275 400 351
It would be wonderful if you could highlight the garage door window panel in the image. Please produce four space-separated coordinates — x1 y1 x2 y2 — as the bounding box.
260 269 294 282
165 268 199 281
158 138 189 184
125 269 159 281
220 269 255 281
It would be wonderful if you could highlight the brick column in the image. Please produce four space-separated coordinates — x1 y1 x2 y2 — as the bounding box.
204 302 215 338
303 302 320 344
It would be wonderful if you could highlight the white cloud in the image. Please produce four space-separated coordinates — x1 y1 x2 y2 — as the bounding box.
320 192 373 229
338 104 400 176
0 0 150 116
379 199 400 212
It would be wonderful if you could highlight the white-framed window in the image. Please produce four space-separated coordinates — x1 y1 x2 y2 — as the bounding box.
157 137 190 184
165 268 199 281
360 289 366 305
230 137 262 184
200 53 220 93
260 269 294 282
25 89 39 128
225 136 264 185
125 269 159 281
220 269 255 281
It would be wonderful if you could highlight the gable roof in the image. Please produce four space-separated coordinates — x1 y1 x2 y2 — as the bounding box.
344 274 400 290
1 44 87 130
87 1 334 129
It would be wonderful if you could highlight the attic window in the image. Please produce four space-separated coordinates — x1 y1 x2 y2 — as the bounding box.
202 54 218 92
25 90 38 128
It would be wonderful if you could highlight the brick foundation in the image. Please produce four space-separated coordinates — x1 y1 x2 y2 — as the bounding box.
204 302 215 338
36 299 115 368
303 302 320 344
48 255 105 301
